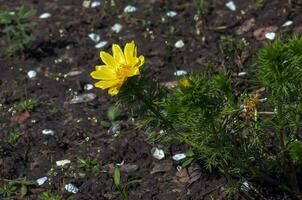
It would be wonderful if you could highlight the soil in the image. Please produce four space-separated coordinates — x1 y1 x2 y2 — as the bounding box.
0 0 301 199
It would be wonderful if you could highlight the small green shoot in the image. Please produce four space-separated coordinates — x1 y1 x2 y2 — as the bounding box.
113 166 141 199
0 178 36 198
38 191 62 200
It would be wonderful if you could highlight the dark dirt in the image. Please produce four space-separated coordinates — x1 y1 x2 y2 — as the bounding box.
0 0 301 199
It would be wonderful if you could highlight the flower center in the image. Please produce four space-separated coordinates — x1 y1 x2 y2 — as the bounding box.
116 64 132 80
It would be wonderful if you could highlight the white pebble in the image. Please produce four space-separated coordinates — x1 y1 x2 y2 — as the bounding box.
91 1 101 8
174 70 188 76
172 153 186 161
282 20 293 27
88 33 100 43
265 32 276 40
39 12 51 19
124 5 137 13
111 23 122 33
84 84 94 91
226 1 236 11
42 129 55 136
27 70 37 79
65 183 79 193
241 181 252 191
151 147 165 160
174 40 185 48
166 11 177 17
36 177 48 186
95 41 108 49
56 159 71 167
238 71 247 76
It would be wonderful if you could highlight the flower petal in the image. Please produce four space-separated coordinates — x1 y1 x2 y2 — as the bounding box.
90 68 116 80
124 41 136 65
100 51 119 69
94 80 120 89
108 86 120 96
138 55 144 68
95 65 106 70
112 44 125 64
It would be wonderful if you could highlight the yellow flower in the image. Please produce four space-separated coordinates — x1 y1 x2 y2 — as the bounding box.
178 77 193 89
90 41 145 96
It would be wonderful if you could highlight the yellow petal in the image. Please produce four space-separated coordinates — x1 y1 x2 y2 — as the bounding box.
138 55 145 68
90 68 116 80
100 51 119 69
95 65 106 70
124 41 136 65
112 44 125 64
94 80 120 89
128 67 140 77
108 86 120 96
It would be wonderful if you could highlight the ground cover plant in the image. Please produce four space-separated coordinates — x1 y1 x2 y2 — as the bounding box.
2 0 302 199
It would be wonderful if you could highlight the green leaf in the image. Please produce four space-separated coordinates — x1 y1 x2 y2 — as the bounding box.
20 185 28 197
181 158 194 168
113 167 121 186
107 106 120 121
185 150 194 157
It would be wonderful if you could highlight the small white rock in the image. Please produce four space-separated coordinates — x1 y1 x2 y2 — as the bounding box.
39 12 51 19
65 183 79 193
265 32 276 40
95 41 108 49
238 71 247 76
166 11 177 17
69 93 97 104
241 181 252 191
124 5 137 13
27 70 37 79
36 177 48 186
107 123 121 135
282 20 293 27
42 129 55 136
84 84 94 91
111 23 122 33
56 159 71 167
174 40 185 48
151 147 165 160
172 153 186 161
174 70 188 76
259 97 268 102
225 1 236 11
88 33 100 43
91 1 101 8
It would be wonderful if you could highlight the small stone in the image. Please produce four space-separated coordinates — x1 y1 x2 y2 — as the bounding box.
39 12 51 19
225 1 236 11
36 177 48 186
42 129 55 136
64 70 82 77
65 183 79 193
174 70 187 76
56 159 71 167
172 153 186 161
150 160 173 174
124 5 137 13
120 164 138 173
69 93 97 104
151 147 165 160
84 84 94 91
241 181 252 191
91 1 101 8
236 18 255 35
111 23 122 33
282 20 293 27
166 11 177 17
265 32 276 40
238 71 247 76
107 123 121 135
27 70 37 79
95 41 108 49
88 33 100 43
82 0 91 8
174 40 185 48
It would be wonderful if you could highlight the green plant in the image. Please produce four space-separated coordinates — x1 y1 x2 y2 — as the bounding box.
14 98 39 114
0 6 36 54
0 178 36 198
77 157 102 174
113 166 141 199
38 192 62 200
193 0 207 18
